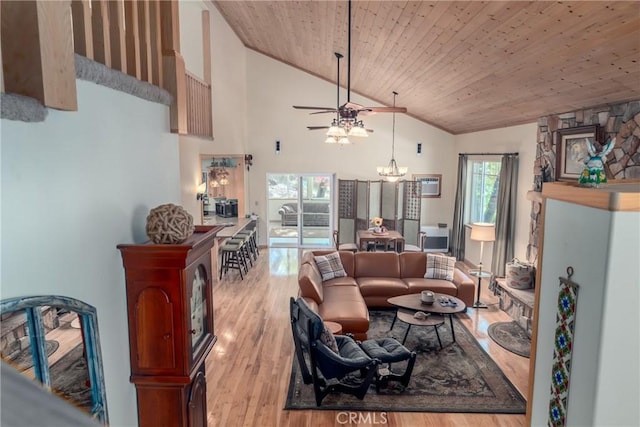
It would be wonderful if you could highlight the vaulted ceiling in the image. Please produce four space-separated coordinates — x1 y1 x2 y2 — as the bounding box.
212 1 640 135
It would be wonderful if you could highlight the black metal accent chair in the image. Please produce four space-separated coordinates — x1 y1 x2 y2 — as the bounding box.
289 297 380 406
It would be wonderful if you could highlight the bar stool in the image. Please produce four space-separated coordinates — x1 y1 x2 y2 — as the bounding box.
219 240 246 280
227 236 252 269
235 229 258 261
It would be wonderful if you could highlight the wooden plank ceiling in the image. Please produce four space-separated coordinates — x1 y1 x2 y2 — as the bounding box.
212 1 640 135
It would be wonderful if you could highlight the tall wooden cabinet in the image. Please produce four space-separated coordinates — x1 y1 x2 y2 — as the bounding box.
117 225 223 427
528 181 639 426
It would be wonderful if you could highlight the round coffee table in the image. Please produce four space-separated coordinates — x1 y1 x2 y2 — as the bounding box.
388 293 466 343
396 308 445 349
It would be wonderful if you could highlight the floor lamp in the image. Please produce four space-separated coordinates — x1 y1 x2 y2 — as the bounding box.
470 222 495 309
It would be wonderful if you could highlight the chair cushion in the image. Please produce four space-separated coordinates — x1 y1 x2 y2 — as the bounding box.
314 252 347 281
320 322 339 353
335 336 371 362
360 338 412 363
425 253 456 281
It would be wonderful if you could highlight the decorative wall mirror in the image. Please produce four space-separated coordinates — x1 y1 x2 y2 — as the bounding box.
0 296 108 423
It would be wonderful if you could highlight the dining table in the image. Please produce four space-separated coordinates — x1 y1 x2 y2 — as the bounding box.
356 229 405 252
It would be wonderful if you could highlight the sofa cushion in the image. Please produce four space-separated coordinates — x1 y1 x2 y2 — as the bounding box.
298 263 323 303
315 252 347 281
323 276 359 287
319 286 369 336
311 250 355 277
404 278 458 297
354 252 400 278
425 253 456 281
357 277 408 298
399 252 427 278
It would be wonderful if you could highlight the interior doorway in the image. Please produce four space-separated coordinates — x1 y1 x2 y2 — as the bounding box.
200 155 245 223
267 173 333 248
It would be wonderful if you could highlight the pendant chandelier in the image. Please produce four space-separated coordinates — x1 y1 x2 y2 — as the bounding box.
377 91 407 182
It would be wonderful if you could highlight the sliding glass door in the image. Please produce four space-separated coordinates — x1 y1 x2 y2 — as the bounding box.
267 173 333 248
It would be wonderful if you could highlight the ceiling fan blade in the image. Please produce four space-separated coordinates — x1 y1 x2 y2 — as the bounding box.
309 110 338 115
307 126 330 130
367 106 408 113
293 105 335 110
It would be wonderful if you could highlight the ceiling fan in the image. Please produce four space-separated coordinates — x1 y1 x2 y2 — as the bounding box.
293 0 407 142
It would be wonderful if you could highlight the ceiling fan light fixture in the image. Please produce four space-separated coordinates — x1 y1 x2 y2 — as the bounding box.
324 136 338 144
348 124 368 137
337 136 351 144
327 124 347 137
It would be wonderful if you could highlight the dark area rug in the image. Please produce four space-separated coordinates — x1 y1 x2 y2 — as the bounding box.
487 321 531 358
50 344 92 412
3 340 59 371
285 310 526 413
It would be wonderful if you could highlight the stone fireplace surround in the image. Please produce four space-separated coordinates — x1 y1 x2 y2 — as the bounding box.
526 100 640 263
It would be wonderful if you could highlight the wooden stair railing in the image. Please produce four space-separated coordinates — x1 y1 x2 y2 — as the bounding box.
1 0 189 134
186 71 213 139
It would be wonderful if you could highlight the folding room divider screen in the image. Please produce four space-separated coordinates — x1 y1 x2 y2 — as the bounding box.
338 179 421 247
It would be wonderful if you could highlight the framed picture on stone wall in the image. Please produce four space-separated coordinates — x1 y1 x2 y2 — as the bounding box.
555 125 601 181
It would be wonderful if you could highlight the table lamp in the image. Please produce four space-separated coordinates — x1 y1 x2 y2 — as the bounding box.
470 222 495 309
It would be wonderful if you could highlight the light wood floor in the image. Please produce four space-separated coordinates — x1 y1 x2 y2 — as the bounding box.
206 248 529 426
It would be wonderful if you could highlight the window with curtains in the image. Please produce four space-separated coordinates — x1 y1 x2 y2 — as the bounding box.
467 160 501 223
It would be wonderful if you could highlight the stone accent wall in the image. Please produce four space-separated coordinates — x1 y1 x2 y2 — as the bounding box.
527 100 640 262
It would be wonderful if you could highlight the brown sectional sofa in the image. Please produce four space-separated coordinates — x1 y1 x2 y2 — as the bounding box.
297 250 475 340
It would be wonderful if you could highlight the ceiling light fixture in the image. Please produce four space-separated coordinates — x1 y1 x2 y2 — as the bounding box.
377 91 407 182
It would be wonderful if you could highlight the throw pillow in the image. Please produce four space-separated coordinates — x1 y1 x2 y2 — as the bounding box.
319 322 339 354
424 253 456 281
314 252 347 281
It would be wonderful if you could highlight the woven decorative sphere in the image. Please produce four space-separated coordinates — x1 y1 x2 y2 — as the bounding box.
146 203 195 244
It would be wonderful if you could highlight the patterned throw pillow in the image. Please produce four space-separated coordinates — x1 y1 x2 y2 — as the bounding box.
319 322 339 354
424 253 456 281
314 252 347 281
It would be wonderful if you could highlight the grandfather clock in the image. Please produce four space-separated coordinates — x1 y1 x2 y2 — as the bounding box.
117 225 223 427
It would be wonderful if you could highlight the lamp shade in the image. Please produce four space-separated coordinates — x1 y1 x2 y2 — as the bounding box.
470 222 495 242
197 182 206 194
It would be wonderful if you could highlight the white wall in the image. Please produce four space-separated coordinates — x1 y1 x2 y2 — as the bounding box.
455 123 537 266
531 199 640 426
244 50 457 243
1 80 180 426
179 1 247 223
177 5 538 251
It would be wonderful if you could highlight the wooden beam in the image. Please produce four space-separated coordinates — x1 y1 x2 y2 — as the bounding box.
202 9 211 85
124 0 140 79
91 0 111 67
163 50 187 134
71 0 93 59
148 0 162 87
137 0 151 83
108 0 126 73
0 37 4 93
158 0 184 134
159 0 180 52
1 0 77 110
